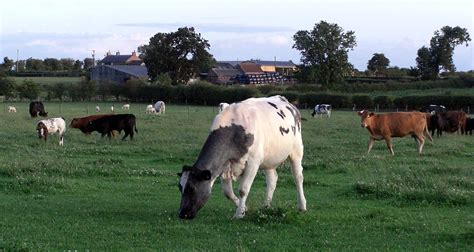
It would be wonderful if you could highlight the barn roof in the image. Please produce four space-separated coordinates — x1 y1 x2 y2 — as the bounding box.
106 65 148 78
238 62 264 74
210 68 243 76
100 55 133 65
253 60 296 68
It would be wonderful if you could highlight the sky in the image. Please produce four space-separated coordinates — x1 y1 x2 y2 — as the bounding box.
1 0 473 71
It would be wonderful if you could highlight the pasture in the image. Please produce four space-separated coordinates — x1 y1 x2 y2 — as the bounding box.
0 102 472 250
11 77 82 85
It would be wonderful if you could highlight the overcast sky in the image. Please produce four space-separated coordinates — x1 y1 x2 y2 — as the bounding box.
1 0 473 70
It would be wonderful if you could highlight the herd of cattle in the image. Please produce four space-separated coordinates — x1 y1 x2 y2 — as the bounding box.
4 97 473 219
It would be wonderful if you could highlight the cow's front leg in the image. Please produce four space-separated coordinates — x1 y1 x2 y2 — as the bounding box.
385 137 394 155
263 169 278 208
235 159 260 219
221 176 238 207
367 137 375 153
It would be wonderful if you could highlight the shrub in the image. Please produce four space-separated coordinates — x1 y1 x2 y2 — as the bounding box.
373 95 394 109
352 95 374 109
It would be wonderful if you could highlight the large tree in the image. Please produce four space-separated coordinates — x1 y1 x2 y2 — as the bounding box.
416 26 470 80
293 21 356 85
367 53 390 76
140 27 215 84
2 57 15 72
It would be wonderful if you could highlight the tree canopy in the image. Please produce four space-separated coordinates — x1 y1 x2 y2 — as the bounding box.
139 27 216 84
367 53 390 76
416 26 470 80
293 21 356 85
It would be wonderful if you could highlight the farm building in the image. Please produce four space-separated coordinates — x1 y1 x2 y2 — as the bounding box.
206 60 297 85
90 65 148 84
100 51 143 65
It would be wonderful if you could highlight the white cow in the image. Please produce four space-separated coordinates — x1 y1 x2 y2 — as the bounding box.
36 117 66 146
312 104 331 118
96 106 100 112
110 105 115 113
154 101 165 115
145 104 156 114
8 106 17 113
218 102 229 113
178 95 306 219
122 104 130 110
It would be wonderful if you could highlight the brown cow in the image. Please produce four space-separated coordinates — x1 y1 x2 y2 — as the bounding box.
357 110 433 155
70 114 114 134
435 111 467 136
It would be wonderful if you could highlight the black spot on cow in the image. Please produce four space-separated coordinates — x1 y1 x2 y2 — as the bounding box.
279 126 290 135
291 126 296 135
285 105 302 132
267 102 278 109
276 109 286 119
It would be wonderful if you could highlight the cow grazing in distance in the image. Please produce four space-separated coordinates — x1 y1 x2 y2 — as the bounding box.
357 110 433 155
122 104 130 110
36 117 66 146
70 114 114 134
465 118 474 135
218 102 229 113
8 106 17 113
87 114 137 140
29 101 48 117
145 104 156 114
312 104 331 118
110 105 115 113
178 95 306 219
154 101 165 115
96 106 100 112
421 104 447 115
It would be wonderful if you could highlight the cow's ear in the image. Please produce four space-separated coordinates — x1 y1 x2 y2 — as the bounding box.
369 112 374 117
196 169 211 181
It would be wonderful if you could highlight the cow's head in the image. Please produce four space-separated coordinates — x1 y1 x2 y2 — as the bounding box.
36 122 48 140
178 165 212 219
39 111 48 117
357 110 374 128
70 118 79 128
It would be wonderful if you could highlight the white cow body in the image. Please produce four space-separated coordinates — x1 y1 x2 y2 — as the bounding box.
122 104 130 110
154 101 165 115
145 104 156 114
95 106 100 112
8 106 17 113
37 117 66 146
178 95 306 219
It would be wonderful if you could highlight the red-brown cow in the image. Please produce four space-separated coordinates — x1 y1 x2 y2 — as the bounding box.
357 110 433 155
70 114 113 134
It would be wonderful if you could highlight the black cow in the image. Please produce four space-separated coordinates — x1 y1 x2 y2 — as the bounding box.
87 114 137 140
29 101 48 117
428 111 467 137
465 118 474 135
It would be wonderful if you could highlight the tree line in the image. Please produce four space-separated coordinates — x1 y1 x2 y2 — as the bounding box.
2 57 95 74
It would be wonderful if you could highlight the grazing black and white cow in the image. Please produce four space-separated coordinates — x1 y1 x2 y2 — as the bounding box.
178 95 306 219
311 104 331 118
218 102 229 113
36 117 66 146
29 101 48 117
87 114 138 140
421 104 447 115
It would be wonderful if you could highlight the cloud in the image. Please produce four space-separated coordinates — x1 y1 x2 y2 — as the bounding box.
116 22 295 33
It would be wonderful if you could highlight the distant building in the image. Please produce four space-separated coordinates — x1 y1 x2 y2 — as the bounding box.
100 51 143 65
206 60 297 85
90 65 148 84
91 50 147 84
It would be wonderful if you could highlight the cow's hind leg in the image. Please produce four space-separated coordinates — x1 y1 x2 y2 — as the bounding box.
263 169 278 208
289 143 307 212
415 135 425 154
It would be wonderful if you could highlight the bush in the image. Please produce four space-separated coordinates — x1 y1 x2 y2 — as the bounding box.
299 93 351 108
352 95 374 109
373 95 394 109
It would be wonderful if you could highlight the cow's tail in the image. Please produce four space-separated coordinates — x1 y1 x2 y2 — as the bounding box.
134 124 138 133
424 123 433 143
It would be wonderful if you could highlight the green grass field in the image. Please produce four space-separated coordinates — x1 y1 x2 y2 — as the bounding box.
11 77 82 85
0 102 472 250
